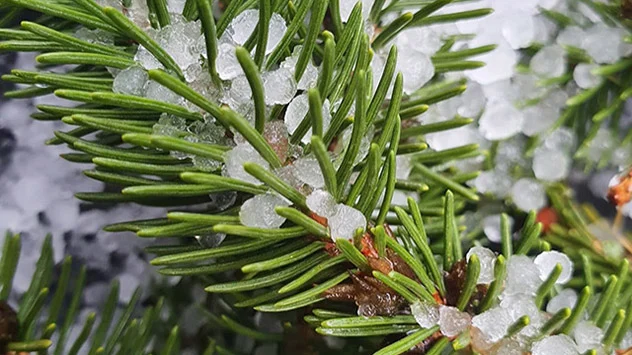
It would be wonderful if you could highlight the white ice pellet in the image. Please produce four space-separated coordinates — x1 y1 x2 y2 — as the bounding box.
466 247 496 284
531 335 579 355
511 178 546 212
458 82 487 117
544 128 576 153
573 321 604 353
328 204 366 241
504 255 542 296
306 190 337 218
293 156 325 188
135 44 163 70
474 170 513 198
479 101 524 140
410 300 440 329
472 307 513 343
466 39 518 85
502 13 535 49
530 45 566 78
226 9 259 45
396 27 443 56
582 23 623 64
266 13 287 54
240 193 291 229
520 104 558 137
224 143 271 184
534 251 573 284
113 66 148 96
532 147 571 182
262 68 297 105
284 94 332 144
573 63 602 89
586 128 615 162
145 80 182 105
439 306 471 337
546 289 577 314
195 233 227 248
556 26 584 48
482 214 513 243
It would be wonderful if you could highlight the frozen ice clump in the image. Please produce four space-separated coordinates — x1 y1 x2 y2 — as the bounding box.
439 306 471 337
573 63 602 89
479 101 524 140
531 335 579 355
504 255 542 296
585 128 614 162
262 68 297 105
544 128 576 153
224 143 271 184
511 178 546 212
573 321 603 353
482 214 513 243
534 251 573 284
240 193 291 228
167 0 186 13
74 28 114 45
396 27 443 56
293 156 325 189
472 307 513 343
398 48 434 94
328 204 366 241
532 147 570 182
113 66 148 96
546 289 577 314
158 17 202 70
280 45 319 90
466 247 496 284
458 82 487 117
153 114 187 136
530 45 566 78
411 300 440 328
466 39 517 85
306 190 337 218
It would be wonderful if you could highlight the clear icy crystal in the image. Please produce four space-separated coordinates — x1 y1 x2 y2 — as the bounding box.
239 193 290 229
500 294 542 327
586 128 614 162
135 44 163 70
573 321 603 353
216 42 243 80
534 251 573 284
482 214 513 243
263 68 297 105
410 300 440 329
145 80 182 105
532 335 579 355
396 27 443 56
167 0 186 13
532 147 570 181
266 13 287 53
285 94 331 144
328 204 366 241
398 48 434 94
491 340 523 355
306 190 337 218
153 114 186 136
225 9 259 45
224 143 271 184
293 156 325 188
74 28 114 45
530 45 566 77
113 66 148 96
511 178 546 212
472 307 513 343
280 45 319 90
195 233 226 248
504 255 542 296
439 306 471 337
546 289 577 314
466 246 496 284
479 101 524 140
573 63 602 89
